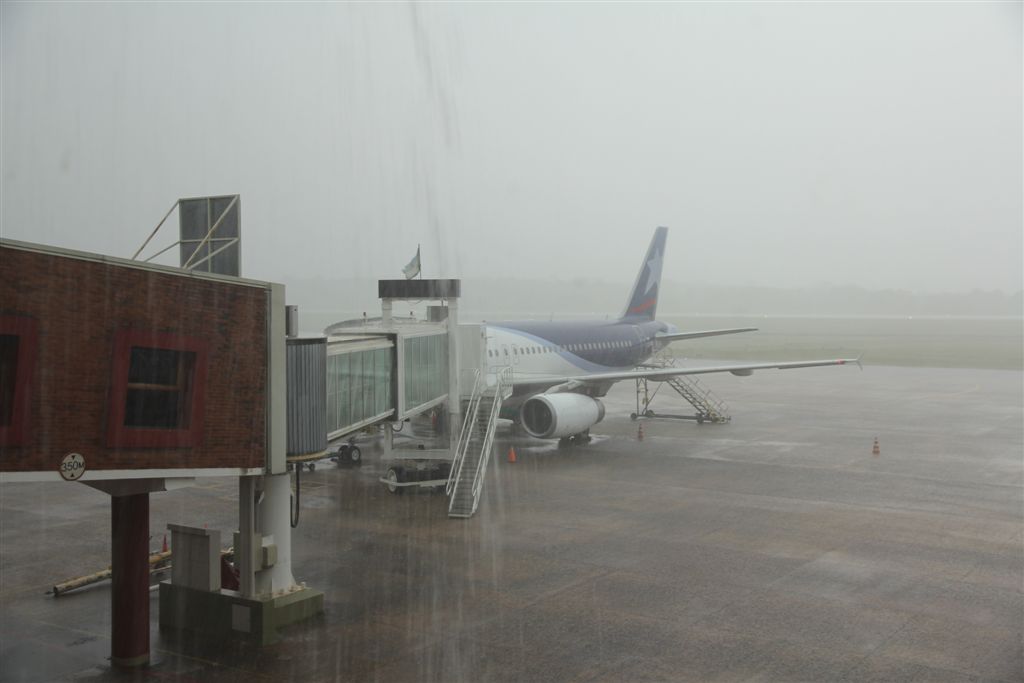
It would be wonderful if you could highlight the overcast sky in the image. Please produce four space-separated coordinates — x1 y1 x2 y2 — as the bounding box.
2 2 1021 294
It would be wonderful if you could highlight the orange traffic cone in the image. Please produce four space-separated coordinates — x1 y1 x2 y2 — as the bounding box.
872 437 880 457
161 534 168 553
507 447 517 463
637 423 644 441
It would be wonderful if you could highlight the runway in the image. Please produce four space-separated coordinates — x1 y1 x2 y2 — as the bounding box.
1 364 1021 681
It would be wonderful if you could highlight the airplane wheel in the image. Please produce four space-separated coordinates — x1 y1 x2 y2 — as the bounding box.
385 467 404 495
630 413 638 421
348 446 361 464
644 410 655 417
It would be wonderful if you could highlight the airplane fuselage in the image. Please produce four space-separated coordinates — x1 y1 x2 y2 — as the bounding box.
484 318 676 408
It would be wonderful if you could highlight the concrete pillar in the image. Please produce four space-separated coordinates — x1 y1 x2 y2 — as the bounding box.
381 299 393 328
110 492 150 667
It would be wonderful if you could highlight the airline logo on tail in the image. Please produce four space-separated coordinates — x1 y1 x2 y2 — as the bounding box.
621 226 667 320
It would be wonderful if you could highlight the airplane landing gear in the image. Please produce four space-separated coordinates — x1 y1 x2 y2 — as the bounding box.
557 430 592 448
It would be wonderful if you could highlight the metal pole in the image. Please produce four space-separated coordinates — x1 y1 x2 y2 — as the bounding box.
285 305 298 338
131 200 179 260
142 240 183 263
447 298 461 446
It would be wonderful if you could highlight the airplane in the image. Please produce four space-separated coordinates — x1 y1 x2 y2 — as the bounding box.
482 227 859 443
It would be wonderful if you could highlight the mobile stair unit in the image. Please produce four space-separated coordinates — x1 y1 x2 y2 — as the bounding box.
634 354 731 424
447 368 513 518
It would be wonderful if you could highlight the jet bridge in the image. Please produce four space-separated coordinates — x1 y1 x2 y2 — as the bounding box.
324 323 450 430
323 281 506 517
325 333 395 440
325 279 464 456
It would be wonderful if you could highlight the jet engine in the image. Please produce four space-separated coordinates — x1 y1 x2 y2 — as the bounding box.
519 394 606 439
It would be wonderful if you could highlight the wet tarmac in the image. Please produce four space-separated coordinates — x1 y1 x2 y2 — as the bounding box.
1 364 1021 681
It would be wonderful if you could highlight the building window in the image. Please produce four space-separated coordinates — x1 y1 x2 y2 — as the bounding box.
124 347 196 428
0 315 38 447
107 330 208 448
0 335 18 426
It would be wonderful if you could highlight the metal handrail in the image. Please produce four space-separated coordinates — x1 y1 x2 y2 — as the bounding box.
447 394 479 500
456 368 482 453
468 367 511 514
470 398 499 513
664 372 730 420
447 369 482 496
497 365 514 400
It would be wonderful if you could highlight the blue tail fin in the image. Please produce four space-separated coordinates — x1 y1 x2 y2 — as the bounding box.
620 227 668 321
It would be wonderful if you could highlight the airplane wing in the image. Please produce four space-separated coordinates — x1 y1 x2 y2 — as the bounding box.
509 357 861 391
655 327 758 342
570 358 861 384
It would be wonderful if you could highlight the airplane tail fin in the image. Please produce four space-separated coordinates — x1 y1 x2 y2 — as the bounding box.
620 226 668 321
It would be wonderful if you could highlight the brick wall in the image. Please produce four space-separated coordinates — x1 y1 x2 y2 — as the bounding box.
0 245 268 472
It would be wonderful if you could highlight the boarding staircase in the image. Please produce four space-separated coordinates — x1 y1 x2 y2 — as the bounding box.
636 353 731 424
447 368 513 518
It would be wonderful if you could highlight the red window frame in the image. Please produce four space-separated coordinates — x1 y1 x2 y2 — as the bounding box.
107 330 208 448
0 315 39 447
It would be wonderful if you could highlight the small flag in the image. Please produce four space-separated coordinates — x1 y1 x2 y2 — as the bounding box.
402 245 421 280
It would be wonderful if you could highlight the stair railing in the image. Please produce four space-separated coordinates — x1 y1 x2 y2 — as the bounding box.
448 369 482 496
467 367 512 516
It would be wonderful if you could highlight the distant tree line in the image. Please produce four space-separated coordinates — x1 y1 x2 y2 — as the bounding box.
284 276 1023 318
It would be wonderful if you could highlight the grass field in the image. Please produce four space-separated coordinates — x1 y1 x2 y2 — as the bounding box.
661 315 1023 370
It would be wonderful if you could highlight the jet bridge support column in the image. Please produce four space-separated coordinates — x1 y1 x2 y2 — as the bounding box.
111 492 150 667
238 476 257 598
255 472 296 595
160 286 323 645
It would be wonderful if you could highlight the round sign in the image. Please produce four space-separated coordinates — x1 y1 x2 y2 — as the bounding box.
59 453 86 481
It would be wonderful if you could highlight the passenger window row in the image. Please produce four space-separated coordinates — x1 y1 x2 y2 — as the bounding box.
486 340 635 358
